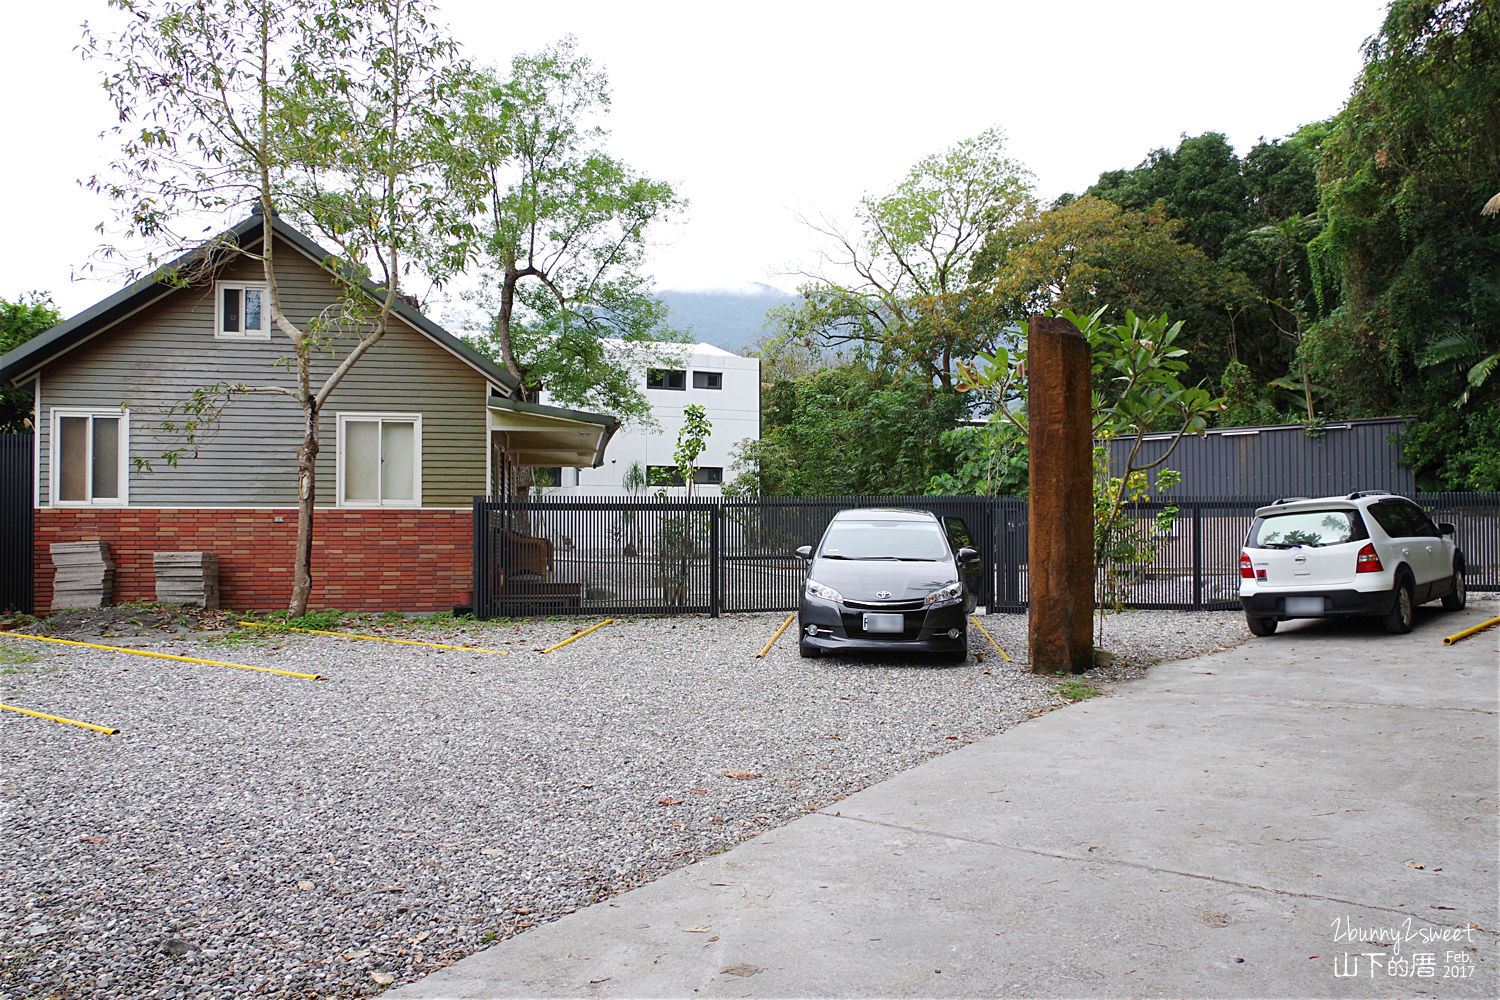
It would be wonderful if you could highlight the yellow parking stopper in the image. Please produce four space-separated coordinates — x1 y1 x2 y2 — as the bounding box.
542 619 613 653
970 616 1012 662
1443 616 1500 646
757 613 796 658
0 631 322 680
1 701 118 735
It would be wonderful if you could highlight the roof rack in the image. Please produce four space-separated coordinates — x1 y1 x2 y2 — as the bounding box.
1270 496 1311 505
1346 490 1393 500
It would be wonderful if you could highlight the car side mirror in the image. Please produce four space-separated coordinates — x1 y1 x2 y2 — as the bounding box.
958 546 980 564
1438 522 1456 536
795 545 813 561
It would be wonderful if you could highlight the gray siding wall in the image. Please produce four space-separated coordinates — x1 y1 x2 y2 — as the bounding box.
1107 418 1415 500
37 244 490 508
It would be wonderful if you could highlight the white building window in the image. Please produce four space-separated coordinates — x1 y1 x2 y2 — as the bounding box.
216 281 271 340
52 408 128 505
337 413 421 507
647 368 686 390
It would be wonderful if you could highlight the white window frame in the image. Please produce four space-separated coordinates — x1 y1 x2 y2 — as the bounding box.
335 412 423 508
50 407 130 507
215 280 272 341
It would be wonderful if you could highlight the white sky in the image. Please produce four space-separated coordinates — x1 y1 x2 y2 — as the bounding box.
3 0 1390 319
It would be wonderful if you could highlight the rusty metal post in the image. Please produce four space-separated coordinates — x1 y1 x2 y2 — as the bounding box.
1027 316 1094 673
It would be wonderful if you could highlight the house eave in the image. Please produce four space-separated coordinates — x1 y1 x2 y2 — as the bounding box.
487 397 620 469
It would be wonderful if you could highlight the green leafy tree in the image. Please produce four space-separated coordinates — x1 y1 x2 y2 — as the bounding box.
86 0 467 615
1307 0 1500 488
1088 132 1253 260
0 293 62 433
778 128 1035 391
975 195 1256 388
443 39 684 421
731 361 969 497
925 419 1029 497
651 404 711 604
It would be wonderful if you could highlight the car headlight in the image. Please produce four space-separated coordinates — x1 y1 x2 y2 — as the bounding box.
925 582 963 608
805 579 844 604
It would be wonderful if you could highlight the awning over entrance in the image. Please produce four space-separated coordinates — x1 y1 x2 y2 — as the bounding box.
486 396 619 468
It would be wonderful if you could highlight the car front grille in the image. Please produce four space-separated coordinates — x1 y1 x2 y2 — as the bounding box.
843 598 925 612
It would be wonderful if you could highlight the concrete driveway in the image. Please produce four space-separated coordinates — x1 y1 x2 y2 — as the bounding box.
391 599 1499 999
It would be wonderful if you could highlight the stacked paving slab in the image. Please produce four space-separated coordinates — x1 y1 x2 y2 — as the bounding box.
153 551 220 609
49 540 114 610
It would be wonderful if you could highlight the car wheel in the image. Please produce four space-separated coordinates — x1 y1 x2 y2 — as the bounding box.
1382 576 1415 634
1246 615 1278 637
798 638 822 658
1441 563 1467 612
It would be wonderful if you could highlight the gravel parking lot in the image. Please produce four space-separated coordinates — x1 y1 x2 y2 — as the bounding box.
1 609 1250 1000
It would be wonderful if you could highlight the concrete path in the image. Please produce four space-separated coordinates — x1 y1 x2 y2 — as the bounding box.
392 600 1499 999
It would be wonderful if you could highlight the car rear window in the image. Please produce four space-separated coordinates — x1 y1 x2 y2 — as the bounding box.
820 520 950 561
1250 510 1364 548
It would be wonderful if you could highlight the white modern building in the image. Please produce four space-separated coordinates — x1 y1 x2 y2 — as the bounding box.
536 342 760 496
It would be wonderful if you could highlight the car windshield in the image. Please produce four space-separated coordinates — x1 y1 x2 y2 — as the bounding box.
1251 510 1358 548
819 520 950 561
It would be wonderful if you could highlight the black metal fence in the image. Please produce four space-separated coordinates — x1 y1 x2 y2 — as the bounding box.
471 492 1500 620
1 433 33 614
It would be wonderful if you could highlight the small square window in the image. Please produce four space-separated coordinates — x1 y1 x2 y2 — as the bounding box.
216 282 271 340
647 368 686 390
692 371 722 390
52 409 128 506
647 464 685 487
338 413 421 507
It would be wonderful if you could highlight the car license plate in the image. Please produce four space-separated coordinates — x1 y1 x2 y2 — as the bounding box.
1285 596 1325 615
862 613 904 634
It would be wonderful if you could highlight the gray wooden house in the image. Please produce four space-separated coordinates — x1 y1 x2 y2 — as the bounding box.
0 211 618 613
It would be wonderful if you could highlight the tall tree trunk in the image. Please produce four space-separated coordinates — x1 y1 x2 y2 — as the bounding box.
288 397 319 617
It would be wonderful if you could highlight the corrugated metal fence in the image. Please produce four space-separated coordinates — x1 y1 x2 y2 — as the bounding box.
1 433 33 614
1107 417 1416 499
473 492 1499 619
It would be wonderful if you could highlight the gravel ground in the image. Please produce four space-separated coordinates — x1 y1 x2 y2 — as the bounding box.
0 608 1250 1000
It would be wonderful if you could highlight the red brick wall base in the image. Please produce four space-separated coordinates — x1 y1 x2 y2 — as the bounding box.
34 509 473 614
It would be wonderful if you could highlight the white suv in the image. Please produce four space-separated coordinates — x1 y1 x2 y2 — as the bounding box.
1239 491 1466 636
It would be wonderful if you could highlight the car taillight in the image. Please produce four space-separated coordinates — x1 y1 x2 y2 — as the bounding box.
1240 551 1254 579
1356 543 1383 573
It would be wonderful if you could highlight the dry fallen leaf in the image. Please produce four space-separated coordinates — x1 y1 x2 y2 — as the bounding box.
658 797 684 806
1404 860 1426 870
370 972 395 985
722 963 762 977
683 926 711 933
722 770 762 780
297 881 314 891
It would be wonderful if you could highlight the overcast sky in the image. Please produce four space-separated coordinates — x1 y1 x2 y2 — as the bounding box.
3 0 1391 319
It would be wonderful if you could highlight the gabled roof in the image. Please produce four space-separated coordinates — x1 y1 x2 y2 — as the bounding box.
0 211 521 394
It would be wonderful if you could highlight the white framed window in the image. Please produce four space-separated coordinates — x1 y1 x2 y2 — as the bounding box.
216 281 271 340
51 408 129 506
337 413 422 507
